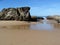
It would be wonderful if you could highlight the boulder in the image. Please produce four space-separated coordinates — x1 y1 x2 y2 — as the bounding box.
37 17 44 20
31 16 37 21
31 16 44 21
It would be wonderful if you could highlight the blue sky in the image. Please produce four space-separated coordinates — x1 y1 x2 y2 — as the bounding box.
0 0 60 16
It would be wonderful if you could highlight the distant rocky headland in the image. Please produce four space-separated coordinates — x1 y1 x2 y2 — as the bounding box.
46 15 60 23
0 7 44 21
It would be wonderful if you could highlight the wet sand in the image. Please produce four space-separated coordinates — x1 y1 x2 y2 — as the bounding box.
0 21 60 45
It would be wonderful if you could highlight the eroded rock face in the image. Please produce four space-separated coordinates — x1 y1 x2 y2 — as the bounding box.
0 7 31 21
17 7 31 21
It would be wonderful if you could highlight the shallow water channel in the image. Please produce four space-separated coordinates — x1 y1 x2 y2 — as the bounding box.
0 18 60 31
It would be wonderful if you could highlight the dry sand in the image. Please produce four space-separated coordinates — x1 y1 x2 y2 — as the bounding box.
0 21 60 45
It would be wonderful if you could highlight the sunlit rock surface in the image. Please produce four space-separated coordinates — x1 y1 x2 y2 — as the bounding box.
0 7 31 21
46 15 60 23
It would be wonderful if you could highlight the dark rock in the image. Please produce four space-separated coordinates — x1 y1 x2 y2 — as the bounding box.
0 7 31 21
37 17 44 20
31 16 44 22
31 16 37 21
17 7 31 21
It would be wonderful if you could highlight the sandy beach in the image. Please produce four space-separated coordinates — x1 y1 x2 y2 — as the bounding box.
0 0 60 45
0 21 60 45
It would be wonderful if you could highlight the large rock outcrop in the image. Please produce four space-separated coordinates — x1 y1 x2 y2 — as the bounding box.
46 15 60 23
0 7 31 21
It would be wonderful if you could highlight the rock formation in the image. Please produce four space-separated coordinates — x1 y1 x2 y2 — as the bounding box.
46 16 54 20
0 7 31 21
46 15 60 23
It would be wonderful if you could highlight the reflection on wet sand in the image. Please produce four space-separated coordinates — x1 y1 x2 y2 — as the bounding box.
10 25 30 29
30 23 54 30
0 24 30 30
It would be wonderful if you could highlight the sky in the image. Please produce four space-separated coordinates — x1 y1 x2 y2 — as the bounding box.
0 0 60 16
